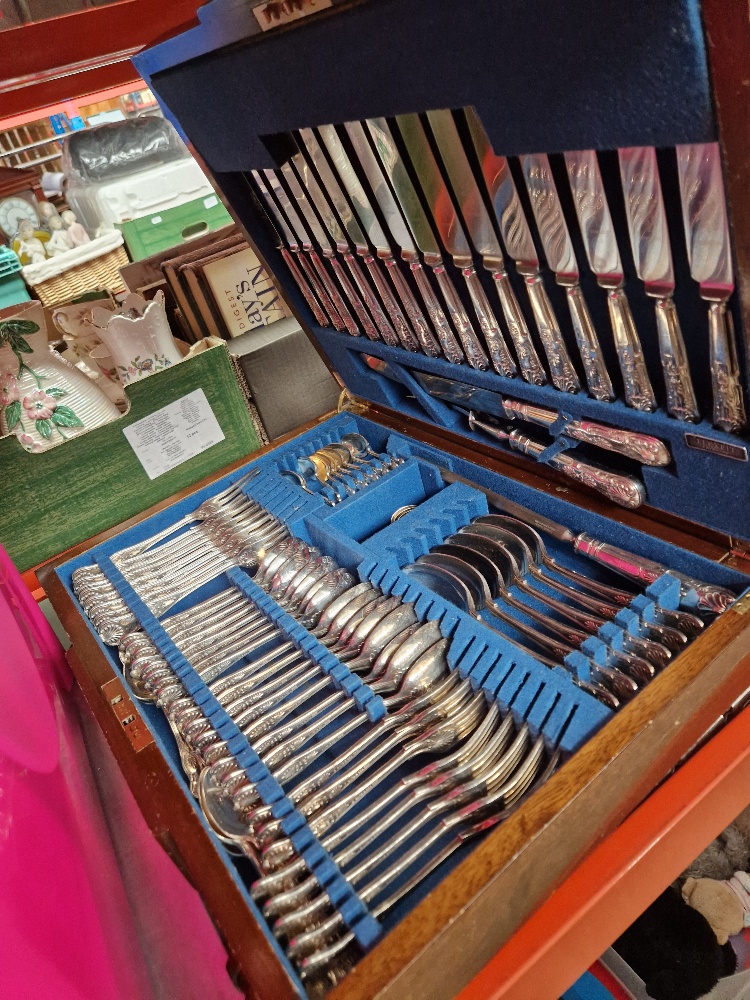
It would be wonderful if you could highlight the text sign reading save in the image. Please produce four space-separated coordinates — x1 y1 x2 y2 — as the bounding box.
124 389 225 480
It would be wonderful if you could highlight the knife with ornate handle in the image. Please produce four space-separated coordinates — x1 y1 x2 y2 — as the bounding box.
438 468 735 614
277 162 361 337
676 142 747 433
298 127 401 348
251 169 343 330
395 112 516 377
248 171 330 328
316 124 426 354
287 150 382 341
343 119 463 363
365 116 488 369
466 411 646 508
564 150 657 412
513 147 614 401
618 146 699 422
426 108 559 387
409 370 670 465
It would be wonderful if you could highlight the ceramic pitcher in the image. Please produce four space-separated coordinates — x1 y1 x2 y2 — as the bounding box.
0 301 120 453
96 296 183 386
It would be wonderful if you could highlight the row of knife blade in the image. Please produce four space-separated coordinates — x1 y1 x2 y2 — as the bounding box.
249 108 746 436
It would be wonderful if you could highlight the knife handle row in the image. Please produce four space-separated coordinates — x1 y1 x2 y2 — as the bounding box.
431 264 490 370
606 288 657 412
409 262 465 365
461 265 517 377
564 285 615 401
524 275 581 393
653 296 700 423
490 270 547 385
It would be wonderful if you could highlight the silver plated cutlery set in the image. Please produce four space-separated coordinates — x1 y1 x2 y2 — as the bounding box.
251 108 746 434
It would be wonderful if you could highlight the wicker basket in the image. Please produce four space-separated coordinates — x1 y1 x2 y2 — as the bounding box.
27 244 129 308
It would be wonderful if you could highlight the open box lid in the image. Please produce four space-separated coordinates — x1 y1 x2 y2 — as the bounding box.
135 0 750 543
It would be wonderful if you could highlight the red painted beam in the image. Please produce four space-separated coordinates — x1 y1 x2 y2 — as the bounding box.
457 691 750 1000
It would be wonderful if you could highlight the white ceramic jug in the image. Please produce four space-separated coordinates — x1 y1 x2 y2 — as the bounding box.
0 301 120 453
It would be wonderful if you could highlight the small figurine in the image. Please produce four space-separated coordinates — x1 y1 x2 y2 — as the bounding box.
61 210 90 247
37 200 61 226
13 219 47 265
45 213 75 257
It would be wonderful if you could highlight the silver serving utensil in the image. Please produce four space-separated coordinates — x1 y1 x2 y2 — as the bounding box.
466 411 646 508
426 108 558 386
618 146 699 421
344 119 463 363
366 116 488 367
315 124 424 354
395 112 515 376
676 141 747 432
412 370 671 465
563 150 657 411
251 169 345 331
515 147 614 400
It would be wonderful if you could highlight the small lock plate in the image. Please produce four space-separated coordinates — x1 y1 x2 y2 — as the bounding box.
102 677 155 753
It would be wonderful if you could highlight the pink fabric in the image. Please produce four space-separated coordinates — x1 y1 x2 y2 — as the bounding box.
0 548 243 1000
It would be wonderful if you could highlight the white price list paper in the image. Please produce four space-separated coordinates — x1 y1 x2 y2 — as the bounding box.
123 389 225 480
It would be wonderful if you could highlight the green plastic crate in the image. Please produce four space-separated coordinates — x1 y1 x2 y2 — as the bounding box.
0 247 30 309
116 193 233 261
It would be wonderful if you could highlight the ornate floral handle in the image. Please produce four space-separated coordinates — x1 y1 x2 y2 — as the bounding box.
508 431 646 509
308 251 357 335
328 257 373 339
280 248 329 328
364 255 420 352
344 253 396 345
606 287 656 411
432 264 489 369
490 270 547 385
573 533 736 614
461 265 517 377
524 274 580 393
384 257 441 357
298 253 344 331
409 261 464 364
654 296 699 422
708 300 747 433
563 420 671 466
565 284 615 401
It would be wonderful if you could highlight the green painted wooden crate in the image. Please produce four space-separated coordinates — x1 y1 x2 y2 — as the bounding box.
116 194 233 261
0 343 261 571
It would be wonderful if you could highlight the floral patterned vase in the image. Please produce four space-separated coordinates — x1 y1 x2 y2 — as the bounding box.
0 301 120 453
96 297 183 387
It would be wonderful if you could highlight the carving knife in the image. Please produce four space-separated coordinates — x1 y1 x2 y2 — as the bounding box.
251 169 343 330
276 162 361 337
676 141 747 432
298 127 401 349
343 119 463 363
409 369 670 465
395 111 517 377
316 123 426 354
248 172 330 328
424 109 549 386
365 116 488 369
564 150 657 413
618 146 699 422
287 150 382 341
512 147 614 401
465 410 646 509
437 468 735 614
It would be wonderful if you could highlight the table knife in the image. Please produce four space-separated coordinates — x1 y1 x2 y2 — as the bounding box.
423 110 550 387
365 116 488 369
248 172 330 328
317 123 425 354
676 142 747 433
298 127 401 348
438 468 735 614
396 112 517 377
344 119 463 363
514 147 614 401
564 150 657 413
465 411 646 509
251 169 343 330
277 162 360 337
618 146 699 422
410 369 670 465
288 149 382 341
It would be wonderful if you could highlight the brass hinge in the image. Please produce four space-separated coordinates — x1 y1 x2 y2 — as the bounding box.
102 677 155 753
337 389 369 415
